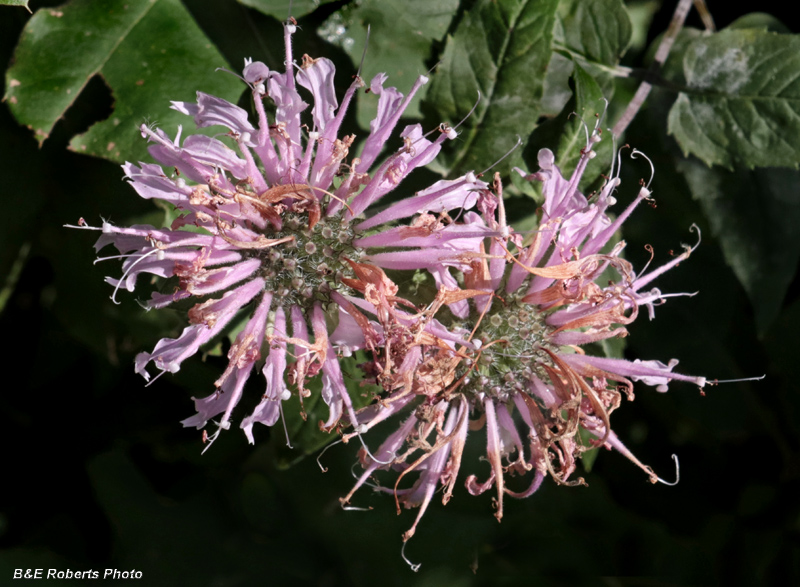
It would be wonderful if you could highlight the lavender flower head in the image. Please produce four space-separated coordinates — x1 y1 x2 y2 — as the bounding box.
340 118 709 545
68 15 724 568
70 18 483 448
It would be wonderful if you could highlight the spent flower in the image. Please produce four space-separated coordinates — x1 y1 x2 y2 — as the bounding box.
340 120 708 544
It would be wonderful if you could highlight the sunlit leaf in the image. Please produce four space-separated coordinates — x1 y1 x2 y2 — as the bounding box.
4 0 242 163
1 0 30 10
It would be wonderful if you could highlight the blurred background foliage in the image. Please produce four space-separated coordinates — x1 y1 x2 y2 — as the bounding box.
1 0 798 584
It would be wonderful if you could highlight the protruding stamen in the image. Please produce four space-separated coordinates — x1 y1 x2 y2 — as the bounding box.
453 91 482 131
709 374 766 385
278 401 293 449
316 438 343 473
689 223 702 249
401 540 421 572
107 247 164 305
341 504 373 512
656 454 680 486
201 421 226 455
357 24 371 79
573 111 591 149
354 427 395 466
596 97 610 130
143 368 168 388
630 149 655 190
214 66 248 86
479 135 523 177
610 142 629 183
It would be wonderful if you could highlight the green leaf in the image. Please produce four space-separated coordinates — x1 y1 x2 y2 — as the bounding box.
425 0 559 177
555 0 632 69
667 29 800 170
321 0 459 128
1 0 30 10
526 62 611 192
677 157 800 332
238 0 336 20
4 0 242 163
538 0 631 119
727 13 792 35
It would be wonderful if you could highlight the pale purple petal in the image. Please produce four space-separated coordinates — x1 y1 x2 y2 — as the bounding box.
296 57 338 131
356 175 486 231
171 92 256 137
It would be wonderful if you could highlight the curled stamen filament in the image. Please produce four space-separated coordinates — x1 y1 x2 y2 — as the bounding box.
316 438 343 473
630 148 655 190
453 91 482 131
401 540 421 572
106 247 166 305
479 135 523 177
656 454 680 486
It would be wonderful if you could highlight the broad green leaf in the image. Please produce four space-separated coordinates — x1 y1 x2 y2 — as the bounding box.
1 0 30 10
425 0 560 177
667 29 800 170
238 0 335 20
677 156 800 332
539 0 631 119
526 63 611 193
555 0 632 71
539 51 574 117
5 0 242 163
320 0 458 128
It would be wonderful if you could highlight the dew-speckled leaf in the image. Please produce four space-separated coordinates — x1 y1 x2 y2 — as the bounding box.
238 0 335 19
425 0 559 177
525 63 611 193
4 0 242 163
321 0 458 128
677 157 800 332
667 29 800 170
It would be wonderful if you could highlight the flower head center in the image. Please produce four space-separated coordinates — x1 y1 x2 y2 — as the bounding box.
246 210 359 310
456 295 557 401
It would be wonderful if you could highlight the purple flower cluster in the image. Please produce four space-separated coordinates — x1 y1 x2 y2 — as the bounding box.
73 17 709 552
